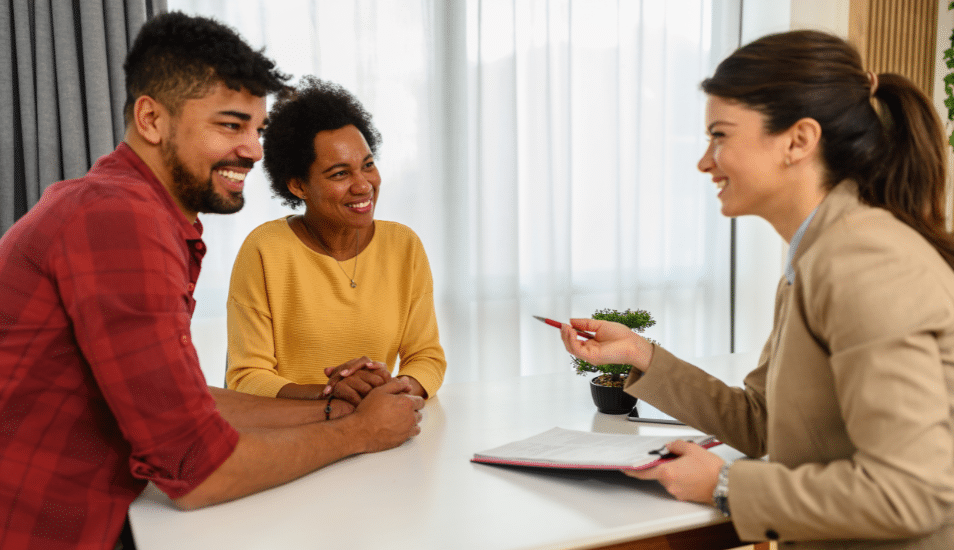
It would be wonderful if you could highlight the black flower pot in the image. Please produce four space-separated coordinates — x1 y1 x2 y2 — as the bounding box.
589 375 637 414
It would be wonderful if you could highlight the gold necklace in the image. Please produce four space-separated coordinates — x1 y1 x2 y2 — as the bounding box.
302 217 358 288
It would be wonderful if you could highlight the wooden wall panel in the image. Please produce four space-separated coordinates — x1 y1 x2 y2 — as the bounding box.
849 0 938 96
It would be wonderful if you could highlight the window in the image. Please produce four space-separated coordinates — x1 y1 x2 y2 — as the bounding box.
170 0 748 384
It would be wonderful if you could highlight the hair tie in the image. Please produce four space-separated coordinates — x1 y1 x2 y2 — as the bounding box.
867 71 878 97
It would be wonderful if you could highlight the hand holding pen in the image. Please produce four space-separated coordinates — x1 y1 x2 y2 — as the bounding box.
538 316 655 373
533 316 594 339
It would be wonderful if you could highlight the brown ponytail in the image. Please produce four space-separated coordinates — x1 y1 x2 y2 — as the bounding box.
702 30 954 269
867 74 953 266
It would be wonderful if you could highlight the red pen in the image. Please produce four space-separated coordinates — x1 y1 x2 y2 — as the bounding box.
533 315 595 339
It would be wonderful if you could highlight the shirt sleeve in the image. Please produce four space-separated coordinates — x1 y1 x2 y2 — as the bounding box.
225 232 296 397
395 232 446 398
51 197 238 499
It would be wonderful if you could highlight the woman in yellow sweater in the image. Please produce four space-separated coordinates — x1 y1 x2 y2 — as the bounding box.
226 77 446 405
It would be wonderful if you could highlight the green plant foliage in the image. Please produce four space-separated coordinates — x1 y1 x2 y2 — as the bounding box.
571 308 656 381
591 307 655 330
947 3 954 146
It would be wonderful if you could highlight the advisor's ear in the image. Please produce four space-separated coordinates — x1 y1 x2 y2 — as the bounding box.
132 95 168 146
786 117 822 166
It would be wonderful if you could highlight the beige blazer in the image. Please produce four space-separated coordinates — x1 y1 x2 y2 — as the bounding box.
627 181 954 549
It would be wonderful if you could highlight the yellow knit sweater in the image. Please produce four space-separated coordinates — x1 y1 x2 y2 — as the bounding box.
225 218 446 398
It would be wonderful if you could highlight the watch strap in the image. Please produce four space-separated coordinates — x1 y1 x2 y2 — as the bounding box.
713 459 734 517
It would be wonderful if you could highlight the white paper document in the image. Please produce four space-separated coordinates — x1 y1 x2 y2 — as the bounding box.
472 427 719 471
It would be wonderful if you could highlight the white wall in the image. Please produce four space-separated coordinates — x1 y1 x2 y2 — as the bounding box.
791 0 850 37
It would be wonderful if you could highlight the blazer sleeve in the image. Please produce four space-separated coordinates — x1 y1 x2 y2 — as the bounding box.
625 343 770 459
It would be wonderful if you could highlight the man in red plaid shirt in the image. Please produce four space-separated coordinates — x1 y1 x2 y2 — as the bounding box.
0 12 424 550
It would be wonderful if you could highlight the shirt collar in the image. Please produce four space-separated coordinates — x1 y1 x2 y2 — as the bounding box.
785 207 818 284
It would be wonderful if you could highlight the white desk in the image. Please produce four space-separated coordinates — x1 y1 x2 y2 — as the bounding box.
128 353 758 550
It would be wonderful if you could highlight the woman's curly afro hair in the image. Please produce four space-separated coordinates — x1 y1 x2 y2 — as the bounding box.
263 77 382 208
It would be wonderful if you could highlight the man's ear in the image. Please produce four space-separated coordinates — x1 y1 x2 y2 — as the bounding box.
786 117 822 165
132 95 168 145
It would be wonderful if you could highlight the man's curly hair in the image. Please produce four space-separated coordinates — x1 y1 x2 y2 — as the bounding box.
123 11 289 124
263 77 382 208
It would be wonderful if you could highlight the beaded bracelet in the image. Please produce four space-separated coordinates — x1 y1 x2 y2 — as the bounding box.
325 395 335 421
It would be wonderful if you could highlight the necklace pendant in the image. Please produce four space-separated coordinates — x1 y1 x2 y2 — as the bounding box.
302 218 359 290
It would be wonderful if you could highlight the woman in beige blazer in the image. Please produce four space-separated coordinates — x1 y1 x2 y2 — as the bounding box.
560 30 954 549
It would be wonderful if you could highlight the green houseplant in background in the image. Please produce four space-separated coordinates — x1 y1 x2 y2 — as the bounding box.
572 308 656 414
943 2 954 146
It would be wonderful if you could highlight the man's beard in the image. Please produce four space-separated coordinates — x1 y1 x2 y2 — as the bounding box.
162 140 248 215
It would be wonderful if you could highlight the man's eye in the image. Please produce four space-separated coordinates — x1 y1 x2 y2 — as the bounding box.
222 123 241 130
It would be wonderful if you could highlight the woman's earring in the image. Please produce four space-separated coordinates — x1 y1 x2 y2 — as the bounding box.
784 157 792 167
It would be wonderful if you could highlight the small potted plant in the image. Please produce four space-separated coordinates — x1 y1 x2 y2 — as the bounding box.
571 308 656 414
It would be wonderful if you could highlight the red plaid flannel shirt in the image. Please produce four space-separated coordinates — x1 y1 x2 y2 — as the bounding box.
0 143 239 550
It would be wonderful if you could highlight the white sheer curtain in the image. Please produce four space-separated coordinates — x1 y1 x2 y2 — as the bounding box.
168 0 745 386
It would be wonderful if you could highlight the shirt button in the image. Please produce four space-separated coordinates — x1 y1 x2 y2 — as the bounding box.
180 335 190 345
765 529 779 540
195 242 205 251
188 283 195 291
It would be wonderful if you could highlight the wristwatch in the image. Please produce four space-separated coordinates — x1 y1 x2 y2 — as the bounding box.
713 459 734 517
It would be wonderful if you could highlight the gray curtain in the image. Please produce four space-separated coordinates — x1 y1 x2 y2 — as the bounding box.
0 0 167 235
